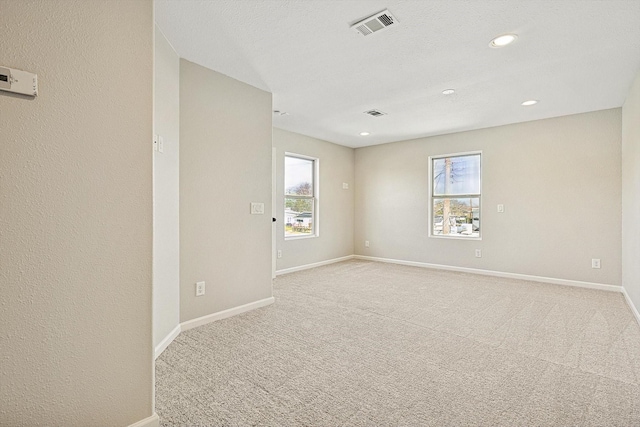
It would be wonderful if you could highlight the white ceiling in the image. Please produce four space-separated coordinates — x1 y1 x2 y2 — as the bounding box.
155 0 640 148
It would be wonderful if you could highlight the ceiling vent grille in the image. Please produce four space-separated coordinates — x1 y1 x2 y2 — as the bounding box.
351 9 397 36
364 109 386 117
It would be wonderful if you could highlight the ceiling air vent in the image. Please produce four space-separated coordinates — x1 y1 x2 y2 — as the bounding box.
364 109 386 117
351 9 397 36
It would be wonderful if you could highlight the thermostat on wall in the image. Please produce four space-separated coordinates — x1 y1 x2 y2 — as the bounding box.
0 66 38 97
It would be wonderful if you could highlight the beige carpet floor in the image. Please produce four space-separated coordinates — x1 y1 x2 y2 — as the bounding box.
156 260 640 426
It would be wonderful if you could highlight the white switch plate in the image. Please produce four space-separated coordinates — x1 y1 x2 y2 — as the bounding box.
250 202 264 214
475 249 482 258
343 183 349 189
277 250 282 259
497 204 504 213
158 135 164 153
365 240 370 248
592 259 601 269
196 281 205 296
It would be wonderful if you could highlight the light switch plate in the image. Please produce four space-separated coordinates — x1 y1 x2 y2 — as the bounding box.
158 135 164 153
342 183 349 189
497 204 504 213
250 202 265 214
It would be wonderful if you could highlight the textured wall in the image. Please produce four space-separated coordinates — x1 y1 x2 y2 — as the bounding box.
273 128 355 270
153 25 181 349
179 59 273 322
0 1 154 426
622 70 640 312
355 109 622 285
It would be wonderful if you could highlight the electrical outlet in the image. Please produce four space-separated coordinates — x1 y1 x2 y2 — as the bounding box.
342 183 349 189
592 259 601 269
153 134 158 151
277 250 282 259
365 240 370 248
475 249 482 258
196 281 205 296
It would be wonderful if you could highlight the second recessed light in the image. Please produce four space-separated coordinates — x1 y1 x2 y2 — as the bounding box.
521 100 538 106
359 131 370 136
442 89 455 95
490 34 518 48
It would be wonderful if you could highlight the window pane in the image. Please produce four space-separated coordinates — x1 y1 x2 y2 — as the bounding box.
285 198 314 236
285 156 314 196
433 154 480 196
433 197 480 237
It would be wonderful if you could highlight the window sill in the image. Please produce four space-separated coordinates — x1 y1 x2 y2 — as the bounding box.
285 234 319 241
429 235 482 241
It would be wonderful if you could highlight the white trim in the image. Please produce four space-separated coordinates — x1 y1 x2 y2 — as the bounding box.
354 255 622 292
128 413 159 427
272 146 277 280
154 324 181 359
275 255 355 276
180 297 275 332
285 234 319 241
622 287 640 326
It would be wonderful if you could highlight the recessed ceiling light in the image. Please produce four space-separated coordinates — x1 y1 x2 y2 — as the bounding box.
490 34 518 48
521 100 538 106
442 89 455 95
359 131 370 136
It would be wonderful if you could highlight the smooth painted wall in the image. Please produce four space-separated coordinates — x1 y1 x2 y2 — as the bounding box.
274 128 355 270
622 70 640 313
153 26 181 349
0 1 154 426
355 109 622 285
180 60 273 322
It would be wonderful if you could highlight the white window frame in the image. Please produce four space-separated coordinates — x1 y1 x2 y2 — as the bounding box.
284 152 319 240
428 151 482 240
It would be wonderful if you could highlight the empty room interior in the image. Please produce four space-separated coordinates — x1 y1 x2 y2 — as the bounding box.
3 0 640 426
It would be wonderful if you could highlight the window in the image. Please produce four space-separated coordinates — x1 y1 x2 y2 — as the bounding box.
430 152 481 238
285 154 318 238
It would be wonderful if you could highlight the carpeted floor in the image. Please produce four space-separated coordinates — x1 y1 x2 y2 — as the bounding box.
156 260 640 426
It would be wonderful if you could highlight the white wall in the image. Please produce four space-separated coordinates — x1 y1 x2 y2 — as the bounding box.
273 128 355 270
153 26 180 349
355 109 622 285
0 1 154 425
180 59 273 322
622 70 640 313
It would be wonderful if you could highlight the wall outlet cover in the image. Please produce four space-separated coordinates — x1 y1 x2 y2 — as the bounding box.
196 281 205 296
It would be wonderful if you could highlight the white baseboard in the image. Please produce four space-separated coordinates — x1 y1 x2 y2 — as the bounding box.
622 287 640 326
154 324 181 360
354 255 623 293
180 297 275 332
276 255 355 276
128 413 159 427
